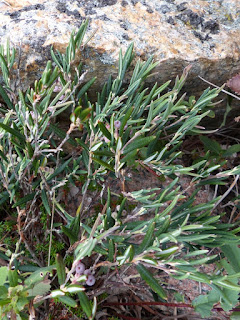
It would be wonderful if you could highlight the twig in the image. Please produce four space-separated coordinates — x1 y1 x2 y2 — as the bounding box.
133 295 158 316
198 75 240 101
162 314 195 320
213 175 239 209
89 202 107 238
23 238 43 267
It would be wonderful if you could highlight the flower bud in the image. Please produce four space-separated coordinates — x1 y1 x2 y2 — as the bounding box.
114 120 121 129
75 262 85 274
84 269 91 276
86 274 95 286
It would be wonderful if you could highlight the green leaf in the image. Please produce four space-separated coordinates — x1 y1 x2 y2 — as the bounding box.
77 107 92 121
221 244 240 273
0 285 8 297
193 290 219 317
117 197 127 220
223 144 240 157
69 213 81 243
90 141 103 152
78 291 92 319
47 158 72 181
123 136 155 154
123 79 141 97
119 106 133 136
28 281 51 297
65 284 85 293
53 101 74 117
41 189 51 215
12 193 35 208
74 19 89 47
0 149 7 162
136 263 167 299
200 136 222 155
49 82 70 107
51 47 63 70
0 298 11 306
177 234 215 242
25 265 55 286
75 237 97 261
56 254 66 286
8 269 18 287
98 121 111 141
62 225 78 244
108 239 114 262
0 53 9 85
0 267 8 286
58 295 77 308
92 157 114 172
214 280 240 291
0 122 25 143
0 83 13 109
231 310 240 320
51 289 65 298
137 222 155 254
77 77 96 100
117 245 134 265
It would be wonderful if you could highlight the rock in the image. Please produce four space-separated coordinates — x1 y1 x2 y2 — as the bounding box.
1 0 240 125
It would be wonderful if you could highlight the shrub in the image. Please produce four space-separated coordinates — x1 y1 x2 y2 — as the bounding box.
0 20 239 319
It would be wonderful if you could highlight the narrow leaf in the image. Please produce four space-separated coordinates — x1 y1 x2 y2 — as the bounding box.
136 263 167 299
123 136 155 154
78 291 92 319
58 295 77 308
56 254 66 286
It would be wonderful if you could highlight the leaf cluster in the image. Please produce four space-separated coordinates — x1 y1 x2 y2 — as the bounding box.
0 20 239 319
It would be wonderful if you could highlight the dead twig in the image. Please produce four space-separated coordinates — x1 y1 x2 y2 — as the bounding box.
198 75 240 101
213 175 239 209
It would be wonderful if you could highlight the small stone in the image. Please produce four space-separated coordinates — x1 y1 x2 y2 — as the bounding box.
167 16 175 25
202 20 220 34
121 0 128 6
159 5 171 14
69 186 79 197
177 2 187 12
146 7 154 14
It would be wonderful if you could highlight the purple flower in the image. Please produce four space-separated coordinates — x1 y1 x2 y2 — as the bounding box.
53 85 62 92
86 274 95 286
75 261 85 274
114 120 121 129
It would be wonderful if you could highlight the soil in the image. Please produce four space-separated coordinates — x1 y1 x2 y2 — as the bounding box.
58 161 236 320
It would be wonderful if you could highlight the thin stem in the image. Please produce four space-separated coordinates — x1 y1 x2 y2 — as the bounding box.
198 75 240 101
48 191 55 266
213 175 239 209
78 131 94 217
